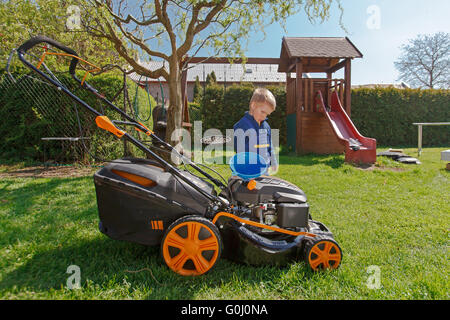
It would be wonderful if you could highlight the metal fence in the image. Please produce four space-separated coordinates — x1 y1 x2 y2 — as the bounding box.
0 58 153 164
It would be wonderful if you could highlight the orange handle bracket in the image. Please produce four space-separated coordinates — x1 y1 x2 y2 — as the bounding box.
135 121 154 136
36 48 101 85
212 212 317 238
95 116 125 138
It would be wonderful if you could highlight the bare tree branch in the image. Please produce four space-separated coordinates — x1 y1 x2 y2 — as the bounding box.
395 32 449 89
112 17 170 61
96 13 169 79
97 0 160 26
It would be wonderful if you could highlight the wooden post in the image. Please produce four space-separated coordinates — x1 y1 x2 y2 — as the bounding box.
304 77 308 112
180 67 191 132
344 58 351 117
286 72 293 113
296 58 303 111
327 72 332 106
296 59 303 153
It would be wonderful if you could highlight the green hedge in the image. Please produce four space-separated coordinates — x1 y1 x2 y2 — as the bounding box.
1 73 448 163
199 85 449 148
200 83 287 145
351 88 450 147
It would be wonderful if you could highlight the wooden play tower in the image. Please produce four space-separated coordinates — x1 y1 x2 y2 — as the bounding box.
278 37 370 157
180 37 376 164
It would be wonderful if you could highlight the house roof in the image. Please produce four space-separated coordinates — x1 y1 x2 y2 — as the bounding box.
129 61 286 83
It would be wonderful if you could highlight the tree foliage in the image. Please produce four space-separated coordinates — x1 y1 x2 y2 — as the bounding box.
81 0 341 78
1 0 345 161
193 75 202 102
206 71 217 85
395 32 450 89
0 0 124 73
78 0 343 151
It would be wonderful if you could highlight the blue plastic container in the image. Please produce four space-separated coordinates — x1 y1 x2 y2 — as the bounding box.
229 152 268 180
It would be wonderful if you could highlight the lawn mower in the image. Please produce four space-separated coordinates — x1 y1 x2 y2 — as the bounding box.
15 36 342 276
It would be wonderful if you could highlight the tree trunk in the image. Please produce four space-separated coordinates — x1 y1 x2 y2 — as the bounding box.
164 59 184 163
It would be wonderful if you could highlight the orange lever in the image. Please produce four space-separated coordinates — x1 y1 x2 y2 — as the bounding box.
247 179 257 190
135 121 154 136
95 116 125 138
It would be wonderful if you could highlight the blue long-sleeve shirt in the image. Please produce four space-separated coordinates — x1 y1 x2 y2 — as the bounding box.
233 111 277 168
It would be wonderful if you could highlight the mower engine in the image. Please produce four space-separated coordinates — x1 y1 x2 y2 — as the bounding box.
227 176 310 229
217 175 338 267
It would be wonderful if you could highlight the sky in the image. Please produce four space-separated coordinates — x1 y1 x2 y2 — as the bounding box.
231 0 450 85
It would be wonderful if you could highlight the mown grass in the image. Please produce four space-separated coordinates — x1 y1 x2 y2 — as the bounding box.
0 148 448 300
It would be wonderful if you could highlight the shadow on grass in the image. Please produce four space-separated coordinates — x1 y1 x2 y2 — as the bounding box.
1 177 77 215
0 172 319 299
0 176 96 233
0 234 317 299
199 153 346 170
279 153 345 169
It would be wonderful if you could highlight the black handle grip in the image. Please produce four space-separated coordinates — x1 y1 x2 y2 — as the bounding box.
17 35 79 75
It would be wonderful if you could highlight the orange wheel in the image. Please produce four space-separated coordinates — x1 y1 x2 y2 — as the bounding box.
304 236 342 271
161 216 222 276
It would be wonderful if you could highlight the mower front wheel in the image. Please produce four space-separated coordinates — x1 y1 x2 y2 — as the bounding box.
303 236 342 271
161 215 222 276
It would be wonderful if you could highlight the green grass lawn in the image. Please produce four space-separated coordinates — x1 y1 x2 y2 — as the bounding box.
0 148 448 300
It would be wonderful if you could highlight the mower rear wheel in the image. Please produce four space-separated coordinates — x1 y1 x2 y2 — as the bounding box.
161 215 222 276
303 236 342 271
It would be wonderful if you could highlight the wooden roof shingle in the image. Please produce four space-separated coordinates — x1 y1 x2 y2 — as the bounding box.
283 37 362 58
278 37 363 72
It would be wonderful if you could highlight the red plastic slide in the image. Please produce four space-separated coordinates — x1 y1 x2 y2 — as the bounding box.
315 91 377 164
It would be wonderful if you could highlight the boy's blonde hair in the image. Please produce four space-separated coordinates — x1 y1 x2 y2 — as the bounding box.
250 88 276 111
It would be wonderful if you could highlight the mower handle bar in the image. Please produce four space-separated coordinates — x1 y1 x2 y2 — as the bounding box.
17 36 97 92
17 35 80 76
16 36 228 202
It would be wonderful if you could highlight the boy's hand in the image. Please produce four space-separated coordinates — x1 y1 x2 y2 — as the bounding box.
269 165 278 175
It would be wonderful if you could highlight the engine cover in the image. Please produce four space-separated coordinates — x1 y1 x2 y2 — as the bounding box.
228 176 307 205
277 203 309 228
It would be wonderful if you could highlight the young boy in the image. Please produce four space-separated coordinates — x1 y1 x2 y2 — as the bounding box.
233 88 278 174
